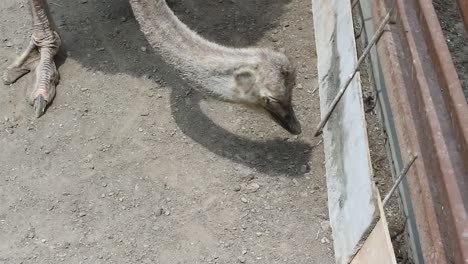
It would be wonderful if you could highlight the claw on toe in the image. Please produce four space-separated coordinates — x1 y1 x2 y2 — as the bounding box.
3 66 32 86
34 95 47 118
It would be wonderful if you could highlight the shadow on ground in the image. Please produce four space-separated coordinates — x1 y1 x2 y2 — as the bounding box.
49 0 311 176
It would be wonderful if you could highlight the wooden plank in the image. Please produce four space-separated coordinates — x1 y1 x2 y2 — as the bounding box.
350 219 397 264
351 190 397 264
311 0 379 262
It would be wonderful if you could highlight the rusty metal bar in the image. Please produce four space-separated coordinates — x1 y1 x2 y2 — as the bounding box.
457 0 468 30
372 0 468 263
355 1 424 262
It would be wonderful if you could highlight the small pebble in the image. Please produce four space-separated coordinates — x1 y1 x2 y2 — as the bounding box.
292 178 299 186
321 221 331 231
154 208 163 216
241 174 255 182
26 231 35 239
270 35 279 42
245 182 260 193
84 163 95 170
238 256 246 263
240 197 248 203
321 237 330 244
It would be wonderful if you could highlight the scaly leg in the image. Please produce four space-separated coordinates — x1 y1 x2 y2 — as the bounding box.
3 0 61 117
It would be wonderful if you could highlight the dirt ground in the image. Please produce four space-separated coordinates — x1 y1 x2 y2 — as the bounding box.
0 0 334 263
433 0 468 101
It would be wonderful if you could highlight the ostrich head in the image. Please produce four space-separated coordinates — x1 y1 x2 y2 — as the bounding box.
232 50 302 135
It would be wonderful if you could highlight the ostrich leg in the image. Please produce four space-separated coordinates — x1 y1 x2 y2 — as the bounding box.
3 0 60 117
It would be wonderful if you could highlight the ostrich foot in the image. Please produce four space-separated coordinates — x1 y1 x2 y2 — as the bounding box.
3 31 61 117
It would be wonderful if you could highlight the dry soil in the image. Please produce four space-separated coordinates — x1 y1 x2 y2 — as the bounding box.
0 0 333 263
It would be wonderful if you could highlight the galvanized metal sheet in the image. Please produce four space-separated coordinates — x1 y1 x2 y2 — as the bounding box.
311 0 379 262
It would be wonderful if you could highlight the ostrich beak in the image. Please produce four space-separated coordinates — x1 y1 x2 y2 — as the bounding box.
264 103 302 135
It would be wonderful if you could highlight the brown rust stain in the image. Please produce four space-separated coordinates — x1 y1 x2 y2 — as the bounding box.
373 0 468 262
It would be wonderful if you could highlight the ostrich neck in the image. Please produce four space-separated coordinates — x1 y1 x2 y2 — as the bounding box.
129 0 258 99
